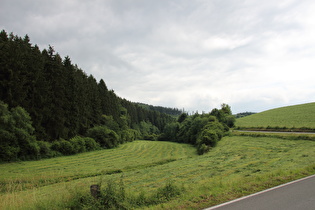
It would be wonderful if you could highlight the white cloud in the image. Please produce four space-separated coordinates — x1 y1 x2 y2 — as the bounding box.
203 36 252 51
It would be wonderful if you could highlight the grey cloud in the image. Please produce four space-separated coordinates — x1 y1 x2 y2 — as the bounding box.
1 0 315 113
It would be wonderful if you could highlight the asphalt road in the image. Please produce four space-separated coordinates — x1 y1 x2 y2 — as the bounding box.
205 174 315 210
235 130 315 135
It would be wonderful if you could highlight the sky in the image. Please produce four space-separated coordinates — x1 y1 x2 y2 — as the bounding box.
1 0 315 114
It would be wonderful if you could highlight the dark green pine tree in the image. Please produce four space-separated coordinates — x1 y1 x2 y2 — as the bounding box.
107 90 122 123
0 33 29 108
23 43 48 140
73 67 91 134
86 75 102 127
98 79 110 116
41 46 68 140
63 56 81 138
0 30 12 105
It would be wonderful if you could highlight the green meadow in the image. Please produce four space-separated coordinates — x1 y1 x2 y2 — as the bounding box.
236 102 315 130
1 137 315 209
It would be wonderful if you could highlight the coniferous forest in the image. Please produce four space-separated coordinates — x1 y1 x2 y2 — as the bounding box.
0 30 235 161
0 30 178 161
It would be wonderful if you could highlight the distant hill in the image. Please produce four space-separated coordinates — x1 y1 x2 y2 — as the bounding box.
234 112 256 119
235 102 315 130
136 103 183 117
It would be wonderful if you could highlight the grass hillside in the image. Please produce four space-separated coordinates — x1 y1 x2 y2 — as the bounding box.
236 102 315 130
1 138 314 209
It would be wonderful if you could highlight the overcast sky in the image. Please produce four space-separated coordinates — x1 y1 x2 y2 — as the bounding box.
1 0 315 113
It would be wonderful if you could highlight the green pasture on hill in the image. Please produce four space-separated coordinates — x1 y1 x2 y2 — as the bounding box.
236 102 315 129
1 137 315 209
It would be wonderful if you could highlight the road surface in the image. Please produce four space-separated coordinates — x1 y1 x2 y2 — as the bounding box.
205 174 315 210
235 130 315 135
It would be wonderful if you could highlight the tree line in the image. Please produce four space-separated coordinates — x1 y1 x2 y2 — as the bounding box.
136 103 183 117
234 112 256 118
0 30 175 161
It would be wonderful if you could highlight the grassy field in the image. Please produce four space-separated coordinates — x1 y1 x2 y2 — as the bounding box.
0 141 196 193
1 136 314 209
235 102 315 130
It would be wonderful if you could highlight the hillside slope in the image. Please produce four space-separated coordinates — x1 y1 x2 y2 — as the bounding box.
235 102 315 130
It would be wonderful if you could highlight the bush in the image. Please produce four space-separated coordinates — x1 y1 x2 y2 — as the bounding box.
48 136 101 157
143 134 158 141
0 129 19 161
51 139 74 155
37 141 55 158
155 182 182 201
99 180 128 209
66 180 183 209
0 145 20 162
202 121 225 139
59 139 75 155
119 129 138 142
83 137 100 151
37 141 51 156
194 121 226 154
86 126 119 149
70 136 86 153
51 141 61 152
21 141 40 160
197 143 210 155
0 102 39 161
198 129 219 147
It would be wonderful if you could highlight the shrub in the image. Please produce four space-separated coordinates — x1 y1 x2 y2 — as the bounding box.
22 141 40 160
202 121 225 139
59 139 75 155
0 101 39 161
37 141 50 156
51 141 61 152
86 126 119 149
37 141 54 158
197 143 210 155
99 180 127 209
83 137 100 151
66 180 183 209
49 136 100 156
0 130 19 161
155 182 182 201
120 129 138 142
51 139 74 155
0 144 20 161
198 129 219 147
70 136 86 153
143 134 158 141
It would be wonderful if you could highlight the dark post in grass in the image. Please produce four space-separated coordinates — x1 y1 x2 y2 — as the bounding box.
90 184 100 199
